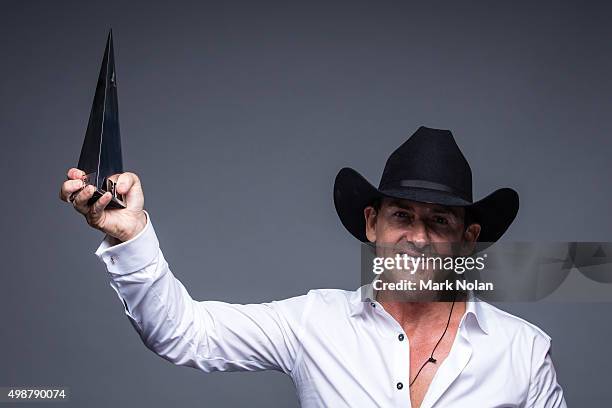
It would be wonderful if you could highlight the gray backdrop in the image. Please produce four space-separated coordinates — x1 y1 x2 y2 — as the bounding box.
2 0 611 406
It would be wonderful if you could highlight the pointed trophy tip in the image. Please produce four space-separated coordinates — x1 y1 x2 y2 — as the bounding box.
78 27 123 183
103 29 115 61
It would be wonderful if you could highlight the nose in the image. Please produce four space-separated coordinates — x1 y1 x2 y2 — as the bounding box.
405 218 430 250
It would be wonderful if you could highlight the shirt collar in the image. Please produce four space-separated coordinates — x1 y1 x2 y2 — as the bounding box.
349 283 490 335
464 291 490 335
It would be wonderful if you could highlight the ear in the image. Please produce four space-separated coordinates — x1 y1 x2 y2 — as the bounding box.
364 206 378 243
460 223 481 255
464 223 481 242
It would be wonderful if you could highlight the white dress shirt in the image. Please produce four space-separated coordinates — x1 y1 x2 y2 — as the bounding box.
95 211 567 407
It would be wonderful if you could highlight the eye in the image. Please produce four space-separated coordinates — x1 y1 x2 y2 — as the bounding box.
393 211 410 218
434 216 449 225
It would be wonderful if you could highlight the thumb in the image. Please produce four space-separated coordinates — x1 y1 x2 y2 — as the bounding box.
87 191 113 229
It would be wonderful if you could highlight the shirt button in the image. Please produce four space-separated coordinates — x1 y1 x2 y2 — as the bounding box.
396 382 404 390
370 302 376 308
398 334 404 341
110 256 116 264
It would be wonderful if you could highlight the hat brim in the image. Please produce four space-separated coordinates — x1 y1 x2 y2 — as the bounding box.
333 167 519 245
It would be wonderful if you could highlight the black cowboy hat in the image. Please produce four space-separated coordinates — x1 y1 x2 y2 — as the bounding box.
333 126 519 244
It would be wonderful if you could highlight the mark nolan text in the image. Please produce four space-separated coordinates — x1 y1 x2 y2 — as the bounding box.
373 279 494 291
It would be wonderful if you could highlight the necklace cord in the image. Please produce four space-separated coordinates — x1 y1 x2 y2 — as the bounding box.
409 293 457 387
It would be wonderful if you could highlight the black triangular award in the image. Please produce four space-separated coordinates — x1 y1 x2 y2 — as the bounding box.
77 30 126 209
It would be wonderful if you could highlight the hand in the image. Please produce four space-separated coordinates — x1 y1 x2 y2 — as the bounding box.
60 168 147 242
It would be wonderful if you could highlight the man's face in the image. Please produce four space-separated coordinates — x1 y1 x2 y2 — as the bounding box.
364 197 481 259
364 198 482 300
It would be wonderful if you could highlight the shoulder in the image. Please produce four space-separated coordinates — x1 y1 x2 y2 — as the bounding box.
268 288 355 320
301 288 356 310
476 300 552 359
279 288 358 321
479 301 551 339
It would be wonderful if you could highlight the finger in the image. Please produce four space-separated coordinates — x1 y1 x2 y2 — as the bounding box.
60 179 86 202
67 168 86 180
115 172 140 195
115 172 135 195
73 185 96 215
88 191 112 225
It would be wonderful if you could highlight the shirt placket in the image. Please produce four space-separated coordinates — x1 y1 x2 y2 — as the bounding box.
368 299 412 407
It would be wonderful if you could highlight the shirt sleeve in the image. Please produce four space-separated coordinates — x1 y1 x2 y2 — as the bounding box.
94 211 309 375
525 335 567 408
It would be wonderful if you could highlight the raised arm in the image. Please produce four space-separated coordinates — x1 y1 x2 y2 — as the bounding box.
60 168 308 374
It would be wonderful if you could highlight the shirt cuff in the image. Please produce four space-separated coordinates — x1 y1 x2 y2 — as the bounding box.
94 210 160 275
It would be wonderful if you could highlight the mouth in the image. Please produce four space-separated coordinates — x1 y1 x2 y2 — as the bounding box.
396 250 426 258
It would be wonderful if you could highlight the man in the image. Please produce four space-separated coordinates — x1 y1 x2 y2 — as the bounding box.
60 126 567 407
